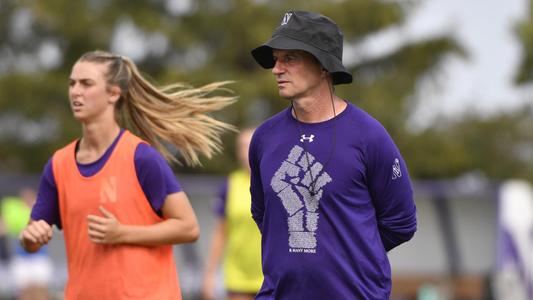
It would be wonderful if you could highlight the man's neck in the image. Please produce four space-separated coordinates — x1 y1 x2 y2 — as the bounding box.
291 94 346 123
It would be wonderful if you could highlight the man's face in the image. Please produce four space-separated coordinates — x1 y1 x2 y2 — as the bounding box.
271 49 323 100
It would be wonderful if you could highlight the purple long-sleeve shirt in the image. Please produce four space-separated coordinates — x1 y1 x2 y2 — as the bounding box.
31 129 182 228
249 102 417 299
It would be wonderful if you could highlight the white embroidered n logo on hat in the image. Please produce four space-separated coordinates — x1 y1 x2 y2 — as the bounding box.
281 12 293 25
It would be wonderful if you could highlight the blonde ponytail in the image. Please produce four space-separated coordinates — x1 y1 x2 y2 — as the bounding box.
79 50 236 166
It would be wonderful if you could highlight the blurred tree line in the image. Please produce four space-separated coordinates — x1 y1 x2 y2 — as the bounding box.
0 0 531 182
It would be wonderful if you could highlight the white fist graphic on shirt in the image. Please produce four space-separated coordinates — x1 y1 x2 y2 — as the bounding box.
270 145 332 252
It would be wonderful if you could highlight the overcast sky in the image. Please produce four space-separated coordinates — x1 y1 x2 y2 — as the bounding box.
352 0 532 127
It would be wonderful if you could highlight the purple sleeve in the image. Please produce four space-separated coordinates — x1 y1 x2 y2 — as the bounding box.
31 159 62 229
213 178 229 218
367 127 417 251
249 130 265 232
134 143 182 215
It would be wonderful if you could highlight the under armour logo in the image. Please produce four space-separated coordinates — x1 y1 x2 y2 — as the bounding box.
281 13 293 25
392 158 402 180
300 134 314 143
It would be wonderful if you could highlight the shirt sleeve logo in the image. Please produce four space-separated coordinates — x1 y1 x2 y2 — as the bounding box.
392 158 402 180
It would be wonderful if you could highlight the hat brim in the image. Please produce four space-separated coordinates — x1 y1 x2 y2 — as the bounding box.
251 35 353 85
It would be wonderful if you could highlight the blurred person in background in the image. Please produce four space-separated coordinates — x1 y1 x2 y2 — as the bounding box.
202 128 262 300
0 209 9 263
0 203 10 296
249 10 417 299
18 50 235 299
2 187 53 300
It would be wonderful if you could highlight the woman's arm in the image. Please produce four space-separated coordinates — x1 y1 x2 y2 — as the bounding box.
87 191 199 245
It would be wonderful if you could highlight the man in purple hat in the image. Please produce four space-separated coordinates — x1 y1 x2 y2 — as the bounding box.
249 10 417 299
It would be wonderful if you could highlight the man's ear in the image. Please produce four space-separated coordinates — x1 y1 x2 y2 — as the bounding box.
321 68 330 79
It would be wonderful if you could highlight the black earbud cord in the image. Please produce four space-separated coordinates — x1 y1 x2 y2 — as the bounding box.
291 80 337 196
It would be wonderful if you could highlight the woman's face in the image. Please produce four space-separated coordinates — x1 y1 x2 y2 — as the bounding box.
68 61 119 122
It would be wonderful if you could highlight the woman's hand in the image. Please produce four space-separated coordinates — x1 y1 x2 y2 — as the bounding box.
87 206 123 244
20 220 53 252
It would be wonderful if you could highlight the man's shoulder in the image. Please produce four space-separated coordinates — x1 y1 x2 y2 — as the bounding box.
343 103 385 130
